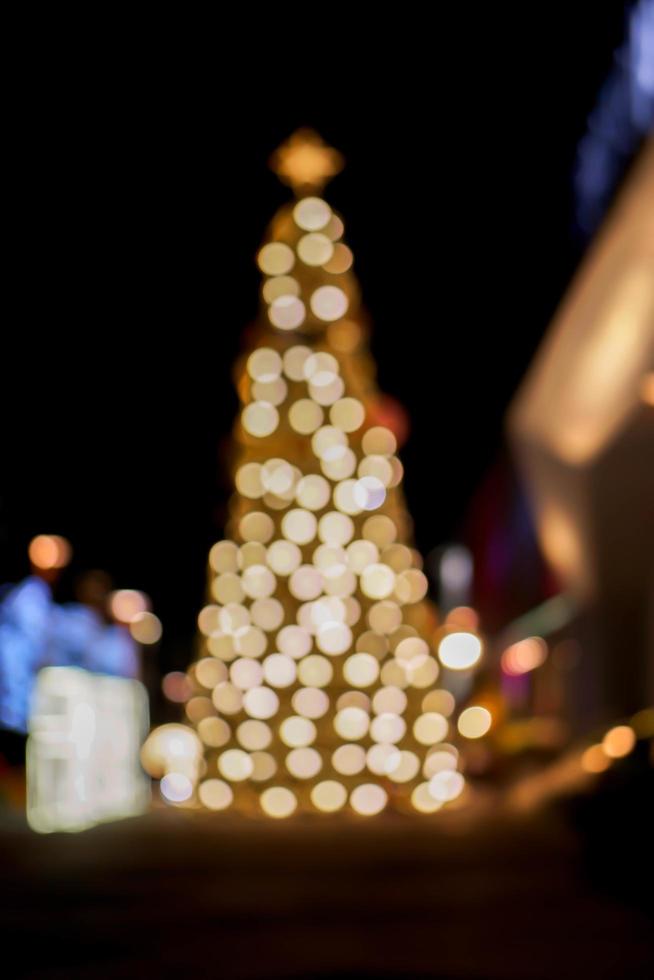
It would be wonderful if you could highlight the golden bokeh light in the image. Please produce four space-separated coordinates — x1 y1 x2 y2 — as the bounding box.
310 285 349 322
257 242 295 276
260 786 297 818
602 725 636 759
350 783 387 816
311 780 347 812
269 295 306 331
297 232 334 266
28 534 72 571
293 196 332 231
581 744 611 773
457 706 492 739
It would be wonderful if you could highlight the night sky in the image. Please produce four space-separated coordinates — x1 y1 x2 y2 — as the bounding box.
2 6 631 669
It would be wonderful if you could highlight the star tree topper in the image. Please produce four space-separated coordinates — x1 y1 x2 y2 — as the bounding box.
270 129 344 193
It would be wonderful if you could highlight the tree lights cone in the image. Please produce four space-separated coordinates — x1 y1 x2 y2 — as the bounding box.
144 132 483 817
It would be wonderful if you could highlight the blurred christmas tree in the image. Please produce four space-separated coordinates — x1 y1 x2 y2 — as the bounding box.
143 131 484 817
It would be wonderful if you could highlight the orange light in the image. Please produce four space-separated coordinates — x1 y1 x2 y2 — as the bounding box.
28 534 71 570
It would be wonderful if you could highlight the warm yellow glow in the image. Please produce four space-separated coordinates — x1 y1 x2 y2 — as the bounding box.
343 653 379 688
380 659 409 689
501 636 548 675
296 474 331 510
423 749 458 778
197 716 231 748
269 295 306 331
395 637 429 671
540 506 584 588
241 564 276 600
366 743 401 775
360 563 396 600
277 625 312 660
262 275 299 304
218 749 254 782
266 540 302 576
413 712 449 745
28 534 72 570
242 400 279 437
272 129 344 190
406 657 439 689
329 397 365 433
337 691 370 712
334 706 369 740
438 632 483 670
640 372 654 406
212 682 243 715
250 597 284 632
421 690 455 717
247 347 283 383
293 196 332 231
198 605 220 635
370 712 406 743
367 600 401 635
235 464 264 500
297 232 334 266
250 752 277 781
219 602 250 635
310 285 349 322
140 723 202 779
286 747 322 779
237 719 272 751
263 653 297 688
292 687 329 719
602 725 636 759
332 743 366 775
252 377 287 405
198 779 233 810
311 780 347 812
194 657 226 693
298 654 333 687
316 621 352 655
212 573 245 605
110 589 149 624
362 515 396 549
323 243 353 274
130 611 162 645
281 508 318 545
243 686 279 720
581 744 611 773
457 706 492 739
280 715 316 748
206 633 235 661
394 569 428 604
234 625 267 658
289 398 324 434
428 770 464 802
350 783 387 816
283 345 312 380
411 782 443 813
230 658 264 690
289 564 323 600
257 242 295 276
260 785 297 818
372 686 407 715
388 750 420 783
185 696 214 724
362 426 396 456
240 511 275 543
319 511 355 546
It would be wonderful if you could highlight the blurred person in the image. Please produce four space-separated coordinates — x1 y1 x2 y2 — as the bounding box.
0 535 70 737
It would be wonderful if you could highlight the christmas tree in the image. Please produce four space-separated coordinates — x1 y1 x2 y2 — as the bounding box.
143 131 484 817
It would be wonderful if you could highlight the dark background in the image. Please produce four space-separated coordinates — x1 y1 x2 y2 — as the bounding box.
1 5 632 672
